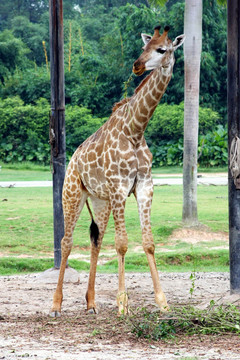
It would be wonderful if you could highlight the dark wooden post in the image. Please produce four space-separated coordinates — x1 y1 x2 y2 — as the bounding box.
228 0 240 293
49 0 66 269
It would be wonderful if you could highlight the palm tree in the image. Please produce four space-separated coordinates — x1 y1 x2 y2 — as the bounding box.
182 0 202 225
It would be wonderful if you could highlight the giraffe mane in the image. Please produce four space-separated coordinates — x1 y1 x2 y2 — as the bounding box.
111 71 154 115
111 97 130 114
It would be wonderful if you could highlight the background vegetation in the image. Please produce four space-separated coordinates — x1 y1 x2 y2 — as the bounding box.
0 0 227 166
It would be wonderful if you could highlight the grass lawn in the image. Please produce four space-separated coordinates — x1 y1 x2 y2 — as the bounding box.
0 181 229 275
0 162 227 181
0 162 51 181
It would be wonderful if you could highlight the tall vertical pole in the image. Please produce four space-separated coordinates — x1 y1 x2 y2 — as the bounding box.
228 0 240 293
49 0 66 269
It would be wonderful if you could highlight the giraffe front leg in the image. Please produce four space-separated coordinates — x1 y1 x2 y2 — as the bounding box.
111 196 129 315
116 261 128 315
135 180 169 312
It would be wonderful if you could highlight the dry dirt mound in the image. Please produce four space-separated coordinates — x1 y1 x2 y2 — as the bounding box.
169 227 228 245
1 271 240 359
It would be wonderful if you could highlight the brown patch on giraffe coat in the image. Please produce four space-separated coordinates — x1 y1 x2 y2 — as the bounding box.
151 87 161 99
120 168 130 177
145 93 156 108
134 108 147 125
88 151 97 162
118 134 129 151
138 97 146 112
119 160 127 168
112 128 119 139
104 151 111 167
110 164 119 173
141 106 148 116
162 75 167 83
159 82 166 92
71 184 77 192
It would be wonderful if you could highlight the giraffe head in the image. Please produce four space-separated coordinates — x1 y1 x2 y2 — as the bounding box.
133 25 185 76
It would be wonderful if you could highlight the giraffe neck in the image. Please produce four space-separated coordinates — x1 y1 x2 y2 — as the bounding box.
128 63 174 141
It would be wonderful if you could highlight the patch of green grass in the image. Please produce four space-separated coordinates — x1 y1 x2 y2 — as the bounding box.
0 257 91 275
0 184 229 273
151 166 227 174
0 185 228 256
0 248 229 275
98 249 229 273
0 162 49 171
0 162 51 181
0 258 54 275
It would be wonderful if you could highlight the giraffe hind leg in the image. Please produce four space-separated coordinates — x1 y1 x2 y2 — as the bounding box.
85 197 111 314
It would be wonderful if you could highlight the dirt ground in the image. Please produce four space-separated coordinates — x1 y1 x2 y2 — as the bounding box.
1 270 240 360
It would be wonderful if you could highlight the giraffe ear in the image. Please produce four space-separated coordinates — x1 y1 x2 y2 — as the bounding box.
141 33 152 46
173 34 185 50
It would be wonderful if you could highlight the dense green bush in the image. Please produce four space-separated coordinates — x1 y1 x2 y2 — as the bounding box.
150 140 184 167
0 96 227 167
145 102 221 143
198 124 228 167
0 97 49 163
149 124 227 168
65 105 105 156
0 96 105 164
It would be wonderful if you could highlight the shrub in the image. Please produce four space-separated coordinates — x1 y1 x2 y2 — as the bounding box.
198 124 228 167
65 105 105 158
0 97 50 163
0 96 105 164
145 102 221 143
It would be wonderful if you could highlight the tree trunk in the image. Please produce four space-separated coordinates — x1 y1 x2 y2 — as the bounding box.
228 0 240 293
182 0 202 225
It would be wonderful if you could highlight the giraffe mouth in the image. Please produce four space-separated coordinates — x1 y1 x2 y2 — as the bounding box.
132 66 146 76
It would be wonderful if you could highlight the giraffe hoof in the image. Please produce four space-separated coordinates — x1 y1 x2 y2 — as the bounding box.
49 311 61 318
87 307 98 315
160 305 170 313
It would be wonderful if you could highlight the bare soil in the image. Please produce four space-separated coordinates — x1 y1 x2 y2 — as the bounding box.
1 270 240 360
169 228 228 246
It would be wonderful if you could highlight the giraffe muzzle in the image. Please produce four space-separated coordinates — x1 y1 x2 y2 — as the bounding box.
132 60 146 76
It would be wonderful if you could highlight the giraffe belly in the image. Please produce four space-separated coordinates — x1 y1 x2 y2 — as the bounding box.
80 167 110 200
80 167 137 201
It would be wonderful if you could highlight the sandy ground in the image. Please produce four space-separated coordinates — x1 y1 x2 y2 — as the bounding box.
1 270 240 360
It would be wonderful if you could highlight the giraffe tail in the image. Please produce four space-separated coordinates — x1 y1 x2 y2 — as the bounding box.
85 199 99 247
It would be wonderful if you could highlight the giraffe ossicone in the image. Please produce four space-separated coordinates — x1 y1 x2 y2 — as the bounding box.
50 25 185 317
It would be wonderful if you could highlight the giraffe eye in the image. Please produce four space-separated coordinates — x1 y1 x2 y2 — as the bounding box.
156 48 166 54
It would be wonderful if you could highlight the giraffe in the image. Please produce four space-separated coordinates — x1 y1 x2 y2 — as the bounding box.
50 25 185 317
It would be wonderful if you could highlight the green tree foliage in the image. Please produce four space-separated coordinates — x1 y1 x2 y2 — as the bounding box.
11 16 48 65
0 0 227 117
0 30 29 82
0 0 228 167
0 0 49 30
1 67 51 104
